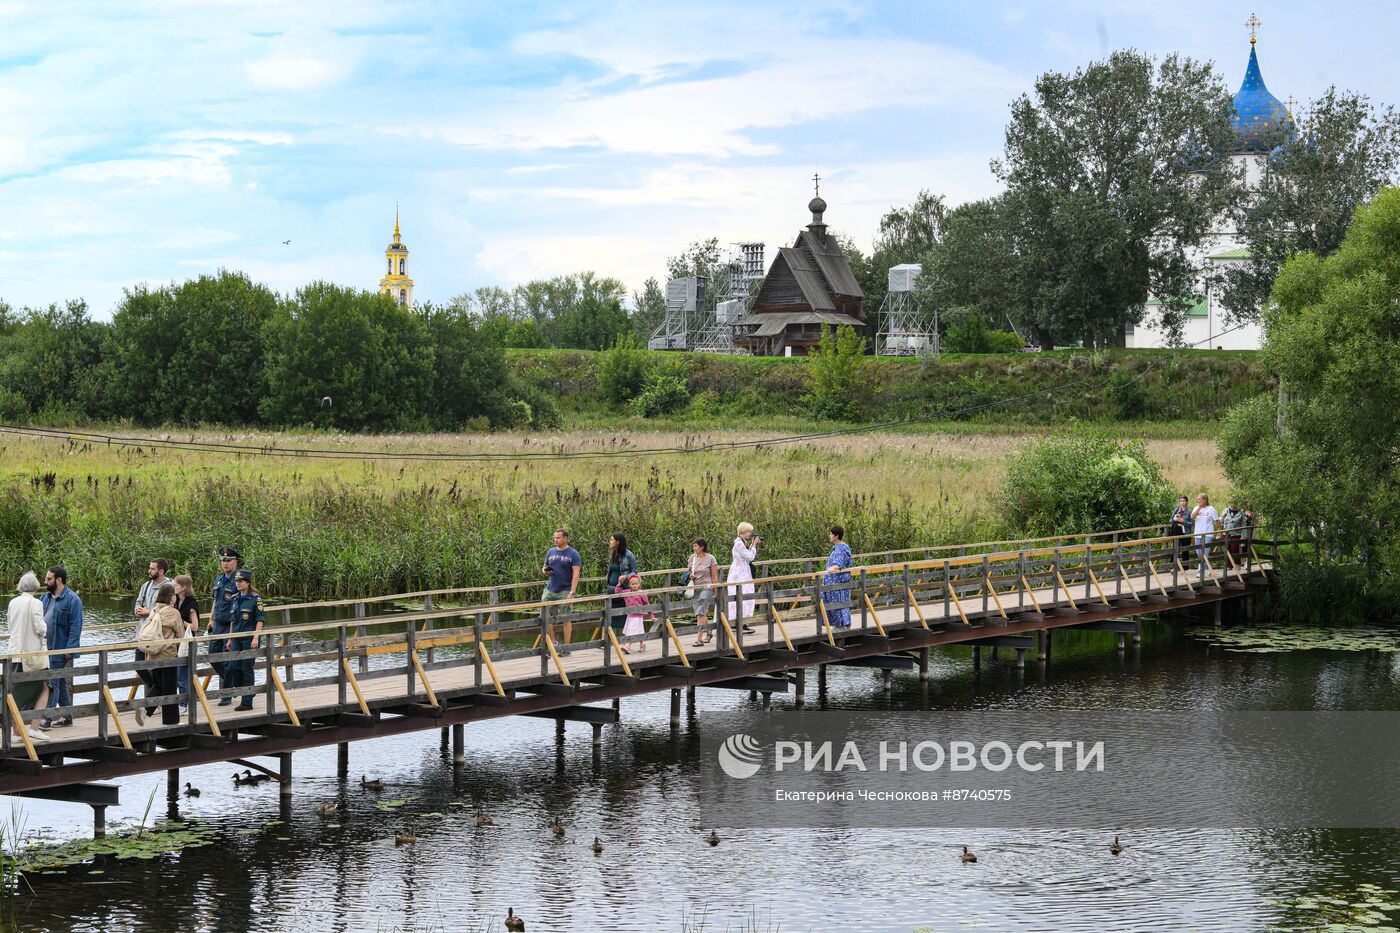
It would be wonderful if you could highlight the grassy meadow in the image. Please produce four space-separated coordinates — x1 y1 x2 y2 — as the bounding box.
0 425 1227 599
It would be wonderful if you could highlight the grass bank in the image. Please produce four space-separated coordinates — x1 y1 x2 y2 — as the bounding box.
0 427 1226 599
508 347 1265 429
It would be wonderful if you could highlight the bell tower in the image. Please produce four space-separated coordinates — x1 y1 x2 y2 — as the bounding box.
378 205 414 308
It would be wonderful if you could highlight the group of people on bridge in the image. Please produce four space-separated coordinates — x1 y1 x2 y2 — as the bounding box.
2 526 856 744
540 523 854 654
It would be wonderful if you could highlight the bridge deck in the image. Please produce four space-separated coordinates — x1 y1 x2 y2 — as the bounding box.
0 529 1276 793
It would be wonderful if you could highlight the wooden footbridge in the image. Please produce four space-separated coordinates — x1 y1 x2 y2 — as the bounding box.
0 526 1275 819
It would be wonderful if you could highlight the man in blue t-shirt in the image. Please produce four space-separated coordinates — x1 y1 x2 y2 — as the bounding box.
541 528 582 654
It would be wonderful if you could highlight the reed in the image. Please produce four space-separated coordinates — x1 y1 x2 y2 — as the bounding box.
0 427 1226 599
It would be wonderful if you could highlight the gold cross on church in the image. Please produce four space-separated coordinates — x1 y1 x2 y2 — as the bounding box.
1244 13 1261 43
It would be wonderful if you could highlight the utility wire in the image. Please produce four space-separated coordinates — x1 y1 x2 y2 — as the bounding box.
0 323 1251 464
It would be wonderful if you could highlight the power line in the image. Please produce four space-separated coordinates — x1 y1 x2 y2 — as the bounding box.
0 324 1252 464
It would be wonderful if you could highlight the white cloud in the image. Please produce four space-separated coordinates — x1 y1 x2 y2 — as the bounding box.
242 29 361 90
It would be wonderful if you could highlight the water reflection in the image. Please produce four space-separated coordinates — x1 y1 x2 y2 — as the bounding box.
4 597 1400 931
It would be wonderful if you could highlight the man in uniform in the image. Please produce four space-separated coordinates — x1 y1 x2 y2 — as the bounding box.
210 547 241 706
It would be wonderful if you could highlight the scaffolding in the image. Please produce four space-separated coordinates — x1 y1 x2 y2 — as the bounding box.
876 263 937 357
649 242 764 354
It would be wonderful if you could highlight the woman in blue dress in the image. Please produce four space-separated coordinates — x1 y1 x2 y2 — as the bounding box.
822 525 853 630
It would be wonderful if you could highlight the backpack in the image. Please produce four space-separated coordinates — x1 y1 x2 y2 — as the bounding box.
137 607 170 654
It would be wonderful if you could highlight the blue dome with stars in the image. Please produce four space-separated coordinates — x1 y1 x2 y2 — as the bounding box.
1232 43 1293 153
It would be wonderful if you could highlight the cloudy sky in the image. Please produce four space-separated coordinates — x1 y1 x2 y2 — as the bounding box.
0 0 1390 314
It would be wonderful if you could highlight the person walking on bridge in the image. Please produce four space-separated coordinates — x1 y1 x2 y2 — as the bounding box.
688 539 719 647
39 566 82 729
605 533 637 639
133 558 171 719
210 547 241 705
1191 494 1220 580
134 583 183 726
822 525 853 632
6 572 50 742
227 569 265 712
542 529 581 655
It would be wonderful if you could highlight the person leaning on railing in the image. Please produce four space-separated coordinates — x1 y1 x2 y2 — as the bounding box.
1190 494 1220 578
6 572 51 743
1222 499 1247 558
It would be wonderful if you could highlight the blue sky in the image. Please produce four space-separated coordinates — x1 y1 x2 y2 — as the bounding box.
0 0 1391 314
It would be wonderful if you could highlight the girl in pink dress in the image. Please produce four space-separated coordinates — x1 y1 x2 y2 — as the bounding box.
621 574 655 653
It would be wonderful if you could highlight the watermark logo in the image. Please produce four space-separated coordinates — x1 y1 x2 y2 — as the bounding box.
718 733 764 779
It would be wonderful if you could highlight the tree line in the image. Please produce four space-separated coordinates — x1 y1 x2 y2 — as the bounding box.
0 276 565 431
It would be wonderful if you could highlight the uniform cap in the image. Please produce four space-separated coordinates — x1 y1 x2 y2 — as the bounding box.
217 546 242 560
234 568 253 583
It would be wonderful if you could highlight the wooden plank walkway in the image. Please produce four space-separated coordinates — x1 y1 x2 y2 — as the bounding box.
0 529 1276 793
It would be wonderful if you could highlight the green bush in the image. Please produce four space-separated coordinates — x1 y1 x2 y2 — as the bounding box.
0 388 28 422
943 316 1024 353
805 325 868 421
999 435 1174 536
632 362 691 417
597 334 652 404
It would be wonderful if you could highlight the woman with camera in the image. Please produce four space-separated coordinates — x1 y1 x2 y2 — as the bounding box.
726 522 761 635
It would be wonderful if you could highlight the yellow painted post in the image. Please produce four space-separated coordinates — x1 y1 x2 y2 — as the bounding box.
5 695 37 761
817 598 837 645
543 637 573 687
768 604 797 651
267 667 302 726
1019 575 1044 616
605 626 634 678
341 658 373 713
1053 569 1079 612
100 686 133 751
663 619 691 667
948 587 972 626
981 580 1008 620
1146 559 1171 597
191 675 221 737
1173 557 1197 594
716 610 746 661
477 643 507 697
861 594 889 636
1117 564 1142 602
1085 566 1111 606
905 587 929 630
409 651 440 707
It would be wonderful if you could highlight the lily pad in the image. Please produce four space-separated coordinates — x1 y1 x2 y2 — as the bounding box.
1190 625 1400 654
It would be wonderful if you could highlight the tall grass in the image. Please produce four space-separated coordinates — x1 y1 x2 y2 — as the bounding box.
0 428 1227 599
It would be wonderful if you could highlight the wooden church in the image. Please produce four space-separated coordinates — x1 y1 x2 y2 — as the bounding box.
734 192 865 356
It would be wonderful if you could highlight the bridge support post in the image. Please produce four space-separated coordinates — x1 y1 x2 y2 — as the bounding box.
1117 633 1126 650
93 805 107 838
1015 648 1026 670
918 648 929 682
686 685 695 709
794 669 806 707
749 690 757 701
1214 602 1222 628
440 727 449 755
761 691 772 711
1132 621 1142 646
166 768 180 805
881 669 893 692
670 689 681 727
972 645 981 670
556 719 566 742
337 742 348 779
591 722 603 749
278 752 292 798
611 697 620 714
452 723 465 769
817 664 827 691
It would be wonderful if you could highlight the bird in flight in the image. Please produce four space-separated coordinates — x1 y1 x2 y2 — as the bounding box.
282 239 291 245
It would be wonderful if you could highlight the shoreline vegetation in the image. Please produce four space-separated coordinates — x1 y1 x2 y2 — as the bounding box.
0 425 1226 600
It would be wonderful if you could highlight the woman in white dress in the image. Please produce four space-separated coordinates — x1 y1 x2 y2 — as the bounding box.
726 522 761 635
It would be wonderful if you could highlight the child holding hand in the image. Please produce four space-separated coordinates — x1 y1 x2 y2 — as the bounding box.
621 574 655 653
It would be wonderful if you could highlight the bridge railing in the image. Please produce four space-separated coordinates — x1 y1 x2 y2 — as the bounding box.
49 521 1206 640
0 526 1277 764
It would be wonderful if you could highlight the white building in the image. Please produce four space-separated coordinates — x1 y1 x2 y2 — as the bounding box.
1127 26 1291 351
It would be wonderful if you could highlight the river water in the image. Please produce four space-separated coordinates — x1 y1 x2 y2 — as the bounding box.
5 597 1400 932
